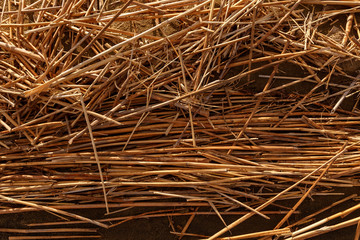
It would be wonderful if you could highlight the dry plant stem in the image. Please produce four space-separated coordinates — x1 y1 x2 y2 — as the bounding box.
290 203 360 238
247 1 257 82
255 74 317 97
8 236 101 240
219 228 291 240
179 210 197 239
187 102 197 147
301 0 360 6
0 0 360 238
110 48 320 123
287 194 357 228
301 115 336 139
274 73 329 127
206 145 352 240
274 143 348 229
332 80 357 113
0 194 108 228
24 0 212 97
55 24 205 142
355 220 360 240
253 0 302 48
219 192 269 219
342 13 354 46
28 211 299 227
227 41 289 154
68 0 135 67
79 94 109 214
0 41 43 61
227 69 274 155
291 215 360 240
0 228 96 233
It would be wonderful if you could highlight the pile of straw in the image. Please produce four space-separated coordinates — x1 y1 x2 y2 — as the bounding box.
0 0 360 239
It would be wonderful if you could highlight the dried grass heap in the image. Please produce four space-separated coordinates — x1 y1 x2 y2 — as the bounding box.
0 0 360 239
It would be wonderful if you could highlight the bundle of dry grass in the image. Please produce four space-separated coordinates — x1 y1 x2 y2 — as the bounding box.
0 0 360 239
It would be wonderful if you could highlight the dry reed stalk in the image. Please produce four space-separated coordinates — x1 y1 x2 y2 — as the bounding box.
355 220 360 240
274 143 348 229
207 144 352 240
0 0 359 238
219 228 292 240
290 215 360 240
0 194 108 228
8 236 101 240
25 210 300 228
0 228 97 233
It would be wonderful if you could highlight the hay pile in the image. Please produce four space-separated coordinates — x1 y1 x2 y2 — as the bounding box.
0 0 360 239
